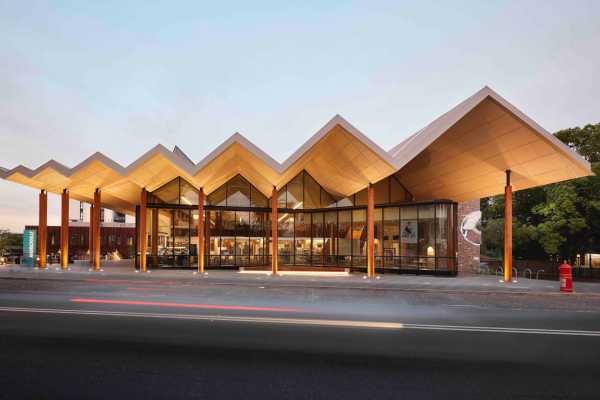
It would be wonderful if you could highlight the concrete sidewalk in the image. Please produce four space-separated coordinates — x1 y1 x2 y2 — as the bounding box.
2 261 600 295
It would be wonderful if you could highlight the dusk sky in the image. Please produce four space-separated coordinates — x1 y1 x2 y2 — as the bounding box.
1 1 599 232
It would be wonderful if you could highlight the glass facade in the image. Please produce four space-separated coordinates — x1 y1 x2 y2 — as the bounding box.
143 172 457 274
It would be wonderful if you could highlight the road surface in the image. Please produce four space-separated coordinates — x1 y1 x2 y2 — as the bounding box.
0 275 599 399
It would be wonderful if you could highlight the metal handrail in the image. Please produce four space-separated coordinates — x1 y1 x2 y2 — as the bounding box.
536 269 545 280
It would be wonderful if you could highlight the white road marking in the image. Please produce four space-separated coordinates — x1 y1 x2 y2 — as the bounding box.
1 306 600 336
446 304 485 309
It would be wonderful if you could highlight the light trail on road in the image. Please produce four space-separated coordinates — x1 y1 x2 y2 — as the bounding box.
70 297 304 312
3 306 600 336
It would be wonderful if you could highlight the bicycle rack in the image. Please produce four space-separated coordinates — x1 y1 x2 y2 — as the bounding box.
496 266 503 277
512 267 518 283
536 269 545 280
523 268 533 279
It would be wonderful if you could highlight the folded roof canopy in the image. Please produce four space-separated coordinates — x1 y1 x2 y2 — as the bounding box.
1 86 591 213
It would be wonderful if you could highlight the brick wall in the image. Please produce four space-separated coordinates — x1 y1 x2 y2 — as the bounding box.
457 199 481 274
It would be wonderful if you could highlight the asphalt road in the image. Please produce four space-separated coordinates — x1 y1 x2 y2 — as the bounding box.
1 275 599 399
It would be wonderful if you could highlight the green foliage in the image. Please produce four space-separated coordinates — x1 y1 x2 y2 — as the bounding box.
0 229 22 256
481 122 600 261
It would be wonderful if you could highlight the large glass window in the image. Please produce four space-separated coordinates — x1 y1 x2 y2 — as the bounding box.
311 212 324 265
286 174 303 209
235 211 250 237
157 209 172 260
251 187 269 208
173 209 190 266
390 176 409 203
354 188 368 207
226 175 251 207
304 174 321 209
147 176 455 274
277 171 339 209
338 210 351 266
278 213 294 264
150 177 199 205
345 176 411 206
418 205 436 271
190 209 199 263
207 211 220 266
277 187 287 208
374 208 383 269
383 207 400 268
221 211 236 237
207 183 227 206
324 211 337 265
249 211 267 265
236 211 250 265
180 179 199 205
400 206 418 269
351 209 367 266
295 212 311 264
374 179 388 205
206 174 267 208
322 189 338 208
221 211 235 265
235 235 249 266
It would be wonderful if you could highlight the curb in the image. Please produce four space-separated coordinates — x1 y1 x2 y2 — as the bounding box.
1 270 598 297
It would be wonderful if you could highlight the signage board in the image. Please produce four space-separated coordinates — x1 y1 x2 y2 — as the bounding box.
22 229 36 267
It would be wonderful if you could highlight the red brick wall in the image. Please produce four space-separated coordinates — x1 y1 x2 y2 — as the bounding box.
26 225 136 260
457 200 481 274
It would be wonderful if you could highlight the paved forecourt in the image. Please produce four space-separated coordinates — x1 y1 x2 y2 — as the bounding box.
2 261 600 295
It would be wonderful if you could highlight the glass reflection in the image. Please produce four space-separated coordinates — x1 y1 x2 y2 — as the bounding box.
278 213 294 265
146 174 456 274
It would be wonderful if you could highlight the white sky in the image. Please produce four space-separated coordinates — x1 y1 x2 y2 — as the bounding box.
1 1 599 232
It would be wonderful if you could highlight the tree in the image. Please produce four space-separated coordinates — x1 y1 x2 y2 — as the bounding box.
532 182 586 256
481 122 600 262
0 229 22 256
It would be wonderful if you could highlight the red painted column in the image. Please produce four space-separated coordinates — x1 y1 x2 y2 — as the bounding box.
38 189 47 268
271 186 278 275
503 170 513 282
367 183 375 278
60 189 69 269
139 188 147 272
198 187 205 273
93 189 101 270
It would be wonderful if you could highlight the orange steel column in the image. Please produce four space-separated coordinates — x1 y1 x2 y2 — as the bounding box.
198 188 205 273
367 183 375 278
503 170 513 282
271 186 278 275
38 189 47 268
93 189 101 270
60 189 69 269
151 208 158 268
139 188 147 272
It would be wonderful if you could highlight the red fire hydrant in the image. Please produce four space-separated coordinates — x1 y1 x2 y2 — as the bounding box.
559 263 573 293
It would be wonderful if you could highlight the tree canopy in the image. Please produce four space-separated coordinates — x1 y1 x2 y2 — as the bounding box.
481 122 600 262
